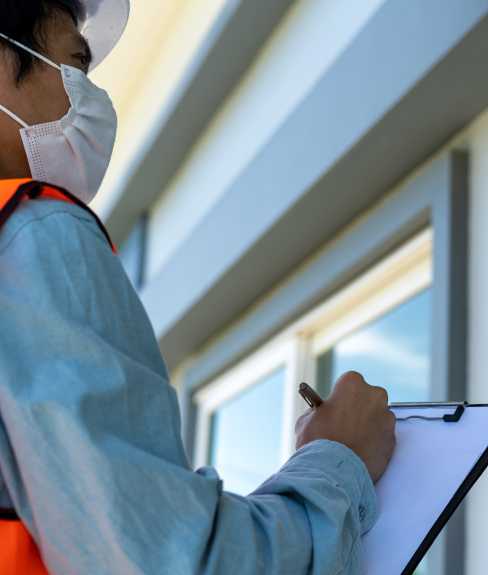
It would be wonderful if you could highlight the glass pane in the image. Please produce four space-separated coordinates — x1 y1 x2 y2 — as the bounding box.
316 288 432 402
415 557 428 575
209 366 285 495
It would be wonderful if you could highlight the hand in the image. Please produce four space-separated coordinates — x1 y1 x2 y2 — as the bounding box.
295 371 396 483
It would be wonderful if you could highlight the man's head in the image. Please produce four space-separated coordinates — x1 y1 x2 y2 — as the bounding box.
0 0 92 179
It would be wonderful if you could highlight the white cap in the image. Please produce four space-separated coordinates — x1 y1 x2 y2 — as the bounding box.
79 0 130 72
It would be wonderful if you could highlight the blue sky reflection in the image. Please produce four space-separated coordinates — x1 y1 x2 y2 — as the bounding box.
323 288 432 402
209 366 285 495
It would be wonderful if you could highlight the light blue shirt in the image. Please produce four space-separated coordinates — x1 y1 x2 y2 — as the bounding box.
0 194 377 574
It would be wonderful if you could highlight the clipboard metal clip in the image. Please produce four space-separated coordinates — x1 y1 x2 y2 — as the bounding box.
391 402 466 423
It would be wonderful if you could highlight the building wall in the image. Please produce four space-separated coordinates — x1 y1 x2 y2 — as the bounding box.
145 0 387 281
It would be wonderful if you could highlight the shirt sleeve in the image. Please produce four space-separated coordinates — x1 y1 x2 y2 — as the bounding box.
0 208 377 575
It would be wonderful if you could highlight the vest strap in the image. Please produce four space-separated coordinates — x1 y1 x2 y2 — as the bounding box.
0 180 118 255
0 507 19 521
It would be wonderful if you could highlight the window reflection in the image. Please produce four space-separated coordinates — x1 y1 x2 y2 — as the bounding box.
316 288 432 402
209 366 285 495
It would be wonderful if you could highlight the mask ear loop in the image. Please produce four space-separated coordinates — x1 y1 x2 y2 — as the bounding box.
0 32 61 71
0 32 62 128
0 103 28 128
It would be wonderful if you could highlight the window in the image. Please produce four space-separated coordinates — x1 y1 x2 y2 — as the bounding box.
194 338 300 495
193 228 433 499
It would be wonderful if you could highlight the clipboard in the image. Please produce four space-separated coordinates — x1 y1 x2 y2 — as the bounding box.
361 402 488 575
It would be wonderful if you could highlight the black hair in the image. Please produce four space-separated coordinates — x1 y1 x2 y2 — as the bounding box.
0 0 85 85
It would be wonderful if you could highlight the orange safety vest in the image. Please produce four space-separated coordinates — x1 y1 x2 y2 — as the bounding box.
0 178 118 575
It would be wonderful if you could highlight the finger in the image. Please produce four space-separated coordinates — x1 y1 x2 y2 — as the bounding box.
335 370 365 387
331 372 366 400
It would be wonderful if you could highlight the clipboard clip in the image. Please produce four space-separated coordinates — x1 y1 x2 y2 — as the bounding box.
391 402 467 423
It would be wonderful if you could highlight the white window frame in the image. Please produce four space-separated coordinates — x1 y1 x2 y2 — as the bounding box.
193 336 301 469
194 227 433 469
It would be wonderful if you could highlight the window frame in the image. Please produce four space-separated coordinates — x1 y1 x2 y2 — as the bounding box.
193 337 298 470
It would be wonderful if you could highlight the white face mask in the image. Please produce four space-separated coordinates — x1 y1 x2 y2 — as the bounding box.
0 32 117 205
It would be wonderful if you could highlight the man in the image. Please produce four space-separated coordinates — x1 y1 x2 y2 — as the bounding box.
0 1 396 573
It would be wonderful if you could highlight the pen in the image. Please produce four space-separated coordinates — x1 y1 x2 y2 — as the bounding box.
299 381 323 408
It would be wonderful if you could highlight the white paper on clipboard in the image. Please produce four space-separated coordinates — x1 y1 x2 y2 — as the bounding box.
360 404 488 575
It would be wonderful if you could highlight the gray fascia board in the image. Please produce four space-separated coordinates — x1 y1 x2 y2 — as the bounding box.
105 0 295 245
142 0 488 370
